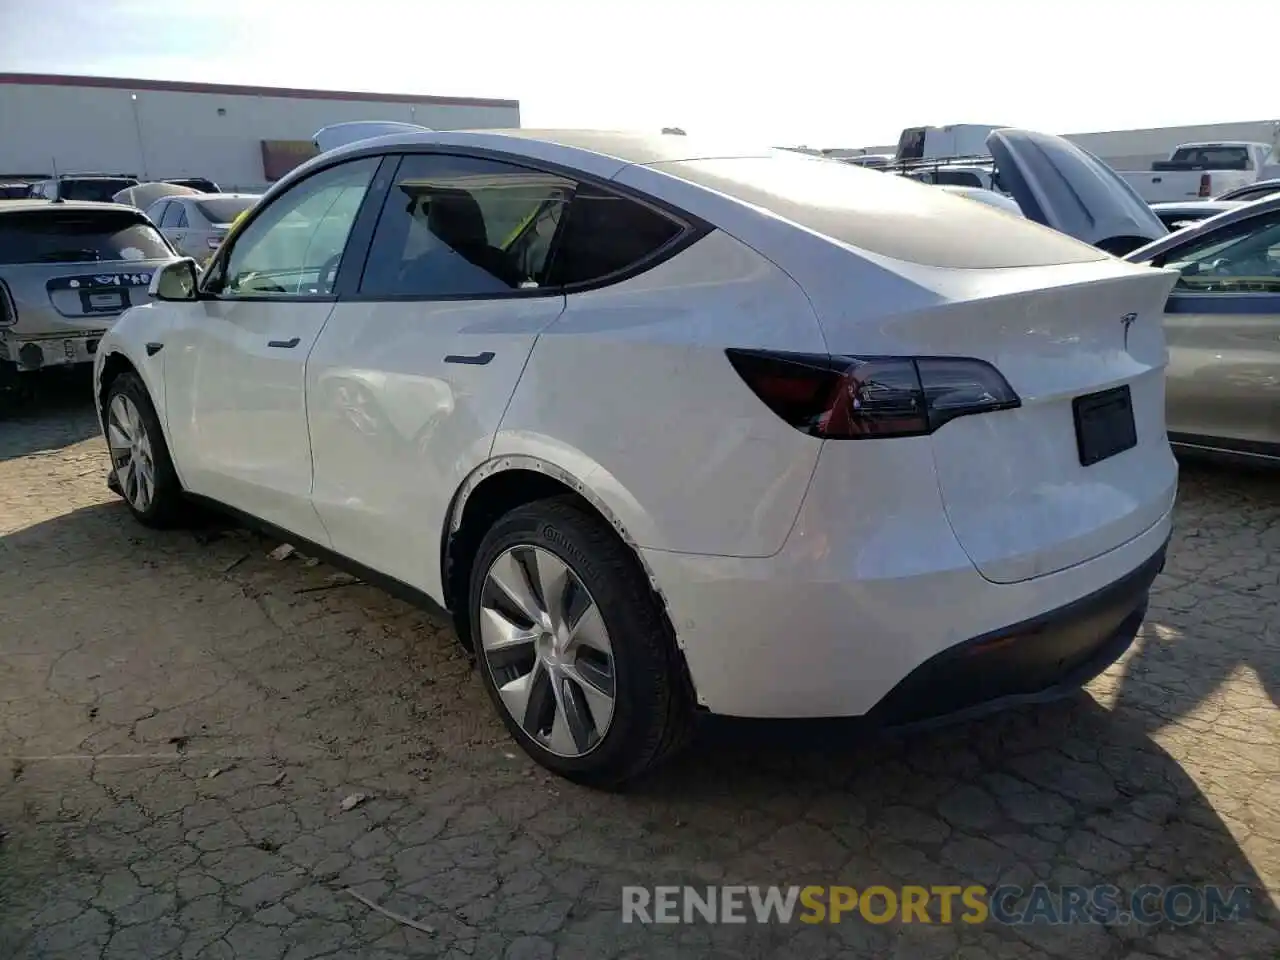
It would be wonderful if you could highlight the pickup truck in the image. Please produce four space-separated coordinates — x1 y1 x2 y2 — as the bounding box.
1118 141 1280 204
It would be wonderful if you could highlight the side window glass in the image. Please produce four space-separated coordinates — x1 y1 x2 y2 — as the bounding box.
211 157 378 298
1165 212 1280 294
173 205 189 228
359 154 574 297
549 183 685 287
934 170 983 188
160 203 183 228
148 201 170 225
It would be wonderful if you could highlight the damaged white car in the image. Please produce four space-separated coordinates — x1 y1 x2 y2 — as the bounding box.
92 127 1177 786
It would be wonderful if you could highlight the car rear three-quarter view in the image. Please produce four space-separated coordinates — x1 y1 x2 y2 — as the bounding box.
479 139 1180 784
93 130 1179 788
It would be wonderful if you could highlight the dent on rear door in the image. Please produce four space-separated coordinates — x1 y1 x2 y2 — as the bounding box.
306 296 567 598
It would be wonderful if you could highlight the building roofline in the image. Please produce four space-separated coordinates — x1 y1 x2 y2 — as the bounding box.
0 72 519 110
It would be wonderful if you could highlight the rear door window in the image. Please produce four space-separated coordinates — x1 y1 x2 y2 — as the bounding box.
359 154 575 297
548 183 685 287
0 211 172 264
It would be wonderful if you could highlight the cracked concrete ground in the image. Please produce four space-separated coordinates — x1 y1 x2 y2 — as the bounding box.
0 373 1277 959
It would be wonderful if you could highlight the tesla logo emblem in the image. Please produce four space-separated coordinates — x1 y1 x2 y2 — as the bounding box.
1121 312 1137 349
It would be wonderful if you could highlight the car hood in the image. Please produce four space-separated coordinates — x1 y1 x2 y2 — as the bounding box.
987 128 1168 250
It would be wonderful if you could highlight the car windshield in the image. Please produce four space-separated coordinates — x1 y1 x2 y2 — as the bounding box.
0 211 171 263
196 197 257 224
57 178 139 202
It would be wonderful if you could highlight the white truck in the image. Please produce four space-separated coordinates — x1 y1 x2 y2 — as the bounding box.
1118 141 1280 204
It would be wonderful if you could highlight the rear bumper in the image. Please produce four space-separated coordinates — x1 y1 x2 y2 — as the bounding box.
643 500 1173 720
0 330 108 371
866 541 1164 727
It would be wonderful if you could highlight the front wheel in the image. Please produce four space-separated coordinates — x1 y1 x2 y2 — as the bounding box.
469 497 694 788
103 371 185 527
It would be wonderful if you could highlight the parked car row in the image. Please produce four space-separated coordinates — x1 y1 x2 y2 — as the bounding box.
0 180 259 387
7 173 222 202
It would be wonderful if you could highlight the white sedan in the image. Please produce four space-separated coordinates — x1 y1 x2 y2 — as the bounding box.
93 128 1179 786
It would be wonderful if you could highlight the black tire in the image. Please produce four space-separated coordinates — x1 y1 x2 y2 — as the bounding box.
103 370 186 528
469 496 694 788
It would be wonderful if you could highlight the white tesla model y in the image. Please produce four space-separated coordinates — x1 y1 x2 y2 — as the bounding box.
94 128 1179 786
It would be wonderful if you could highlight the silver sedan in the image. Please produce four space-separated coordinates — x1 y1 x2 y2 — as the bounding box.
145 194 260 262
1127 194 1280 466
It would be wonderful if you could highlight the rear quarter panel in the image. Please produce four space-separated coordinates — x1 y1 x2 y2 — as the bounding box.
492 228 827 558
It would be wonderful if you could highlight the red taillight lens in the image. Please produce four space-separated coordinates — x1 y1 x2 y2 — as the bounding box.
726 348 1020 438
0 280 15 327
1198 173 1211 198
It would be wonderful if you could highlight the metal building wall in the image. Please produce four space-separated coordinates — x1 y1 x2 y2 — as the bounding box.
0 74 520 192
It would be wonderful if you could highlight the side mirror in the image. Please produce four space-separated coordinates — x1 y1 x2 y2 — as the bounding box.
150 258 200 301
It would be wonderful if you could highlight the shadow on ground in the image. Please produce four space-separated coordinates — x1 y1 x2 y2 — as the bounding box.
0 368 100 462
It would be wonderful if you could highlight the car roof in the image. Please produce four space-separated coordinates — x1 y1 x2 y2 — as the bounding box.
0 198 140 215
324 128 777 168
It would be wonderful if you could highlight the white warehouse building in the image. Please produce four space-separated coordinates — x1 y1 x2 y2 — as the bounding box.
0 72 521 193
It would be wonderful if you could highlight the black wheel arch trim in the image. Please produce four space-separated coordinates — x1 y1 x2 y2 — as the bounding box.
441 455 687 666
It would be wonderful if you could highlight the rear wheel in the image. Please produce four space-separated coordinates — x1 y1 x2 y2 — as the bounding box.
469 497 694 788
104 371 185 527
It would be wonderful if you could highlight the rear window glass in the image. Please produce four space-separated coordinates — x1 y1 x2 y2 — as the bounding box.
0 212 171 264
196 197 257 224
550 184 684 286
649 154 1107 269
1168 147 1250 170
932 170 985 188
57 179 140 202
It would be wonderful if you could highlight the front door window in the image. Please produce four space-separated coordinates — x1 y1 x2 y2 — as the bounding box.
206 157 379 298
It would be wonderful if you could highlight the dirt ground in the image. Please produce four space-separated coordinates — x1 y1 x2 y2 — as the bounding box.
1 373 1277 960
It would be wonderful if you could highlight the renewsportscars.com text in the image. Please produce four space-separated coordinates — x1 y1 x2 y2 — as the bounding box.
621 884 1253 926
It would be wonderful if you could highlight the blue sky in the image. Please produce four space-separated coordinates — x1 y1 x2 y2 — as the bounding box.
2 0 1275 148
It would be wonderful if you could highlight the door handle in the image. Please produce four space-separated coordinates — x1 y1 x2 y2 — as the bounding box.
268 337 301 349
444 351 494 365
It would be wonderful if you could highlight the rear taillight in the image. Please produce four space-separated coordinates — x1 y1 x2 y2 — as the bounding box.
1198 173 1211 198
726 348 1020 439
0 280 15 327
